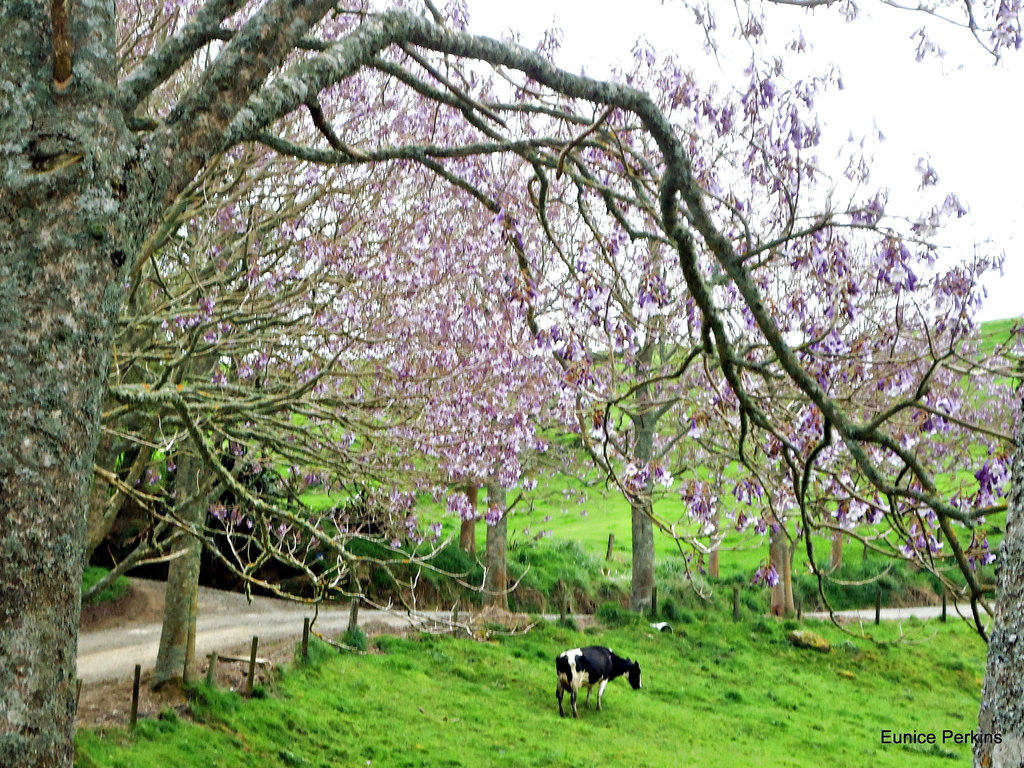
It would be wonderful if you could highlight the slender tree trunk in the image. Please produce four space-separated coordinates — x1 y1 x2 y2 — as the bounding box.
85 431 116 563
459 482 478 556
483 481 508 610
631 497 656 612
0 6 144 764
629 395 656 613
770 524 790 616
708 509 720 579
830 531 844 572
783 542 795 615
154 451 205 689
976 411 1024 767
85 436 151 563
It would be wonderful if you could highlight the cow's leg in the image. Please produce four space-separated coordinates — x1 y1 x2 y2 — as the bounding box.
557 684 565 717
571 689 579 718
585 684 592 709
596 679 609 711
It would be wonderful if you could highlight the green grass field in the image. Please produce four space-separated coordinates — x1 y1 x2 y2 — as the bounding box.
75 612 987 767
977 315 1021 357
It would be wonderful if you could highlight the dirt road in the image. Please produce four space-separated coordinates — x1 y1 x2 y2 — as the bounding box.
806 602 992 623
78 579 982 685
77 579 457 684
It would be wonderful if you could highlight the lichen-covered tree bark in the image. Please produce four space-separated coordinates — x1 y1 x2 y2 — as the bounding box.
0 5 142 765
976 405 1024 767
1 1 339 763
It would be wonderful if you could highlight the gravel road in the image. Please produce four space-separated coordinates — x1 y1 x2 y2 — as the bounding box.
77 579 459 684
805 602 992 623
78 579 986 684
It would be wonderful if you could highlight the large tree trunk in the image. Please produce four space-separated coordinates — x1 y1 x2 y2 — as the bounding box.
482 481 508 610
153 452 205 689
0 8 146 765
459 482 478 556
976 411 1024 767
629 386 656 613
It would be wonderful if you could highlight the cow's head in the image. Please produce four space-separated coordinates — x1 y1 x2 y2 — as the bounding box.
627 660 642 689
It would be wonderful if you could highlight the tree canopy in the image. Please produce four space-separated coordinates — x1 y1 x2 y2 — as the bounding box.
0 1 1020 766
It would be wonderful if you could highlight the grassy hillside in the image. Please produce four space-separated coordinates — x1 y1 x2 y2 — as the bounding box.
370 470 979 616
75 611 987 767
75 320 1016 767
977 315 1021 357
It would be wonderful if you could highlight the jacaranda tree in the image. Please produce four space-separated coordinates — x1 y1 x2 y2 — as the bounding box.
1 2 1019 766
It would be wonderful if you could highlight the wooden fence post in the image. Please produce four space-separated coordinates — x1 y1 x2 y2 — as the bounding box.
130 664 141 728
347 598 360 634
206 652 218 687
875 589 881 625
245 636 259 697
732 587 740 621
606 533 615 561
941 592 947 623
302 617 310 661
651 585 658 618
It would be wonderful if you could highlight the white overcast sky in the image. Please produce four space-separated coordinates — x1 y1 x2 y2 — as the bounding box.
462 0 1021 322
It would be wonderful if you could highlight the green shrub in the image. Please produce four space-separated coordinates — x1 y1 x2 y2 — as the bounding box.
296 636 336 666
557 615 579 632
659 596 681 622
595 600 645 627
791 557 946 611
342 626 368 652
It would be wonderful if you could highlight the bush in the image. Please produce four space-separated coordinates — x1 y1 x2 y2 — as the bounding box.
791 557 945 611
595 600 644 627
342 626 368 652
507 539 627 613
557 615 579 632
659 596 681 622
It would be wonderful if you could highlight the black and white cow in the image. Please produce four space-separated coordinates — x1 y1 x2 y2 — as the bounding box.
555 646 642 717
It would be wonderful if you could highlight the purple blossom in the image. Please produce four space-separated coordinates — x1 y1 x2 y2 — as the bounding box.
975 456 1010 507
447 492 477 522
484 503 504 526
198 295 216 320
752 564 779 587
